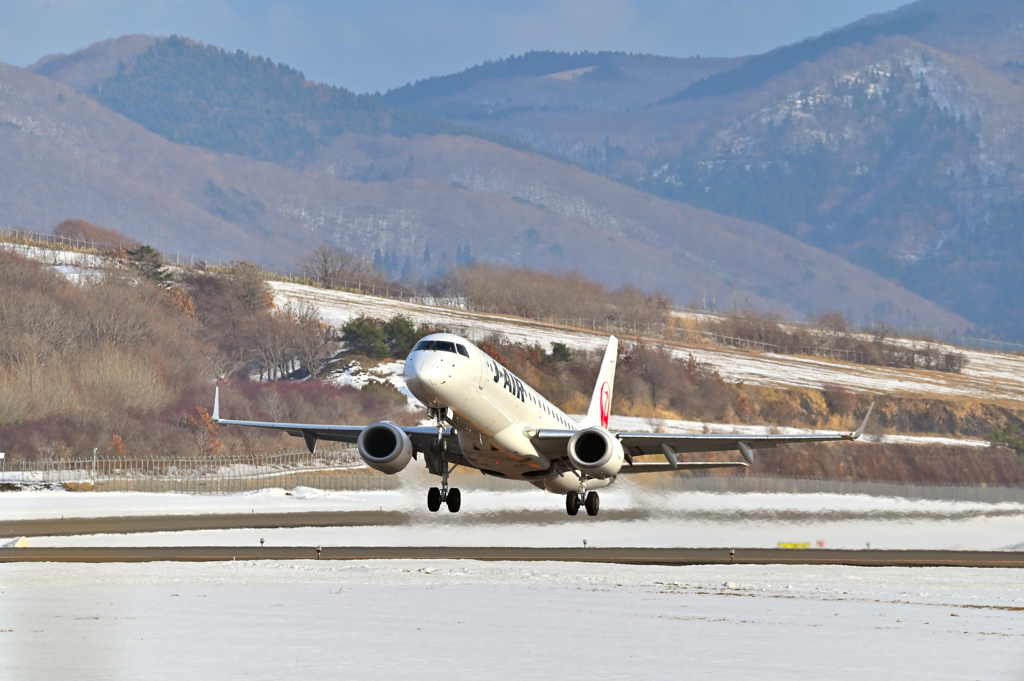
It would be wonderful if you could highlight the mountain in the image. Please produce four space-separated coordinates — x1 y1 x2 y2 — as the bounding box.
0 57 965 330
29 34 159 93
31 36 527 166
383 50 743 118
383 0 1024 339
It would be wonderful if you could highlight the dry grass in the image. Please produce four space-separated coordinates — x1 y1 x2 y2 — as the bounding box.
77 346 171 413
0 251 410 461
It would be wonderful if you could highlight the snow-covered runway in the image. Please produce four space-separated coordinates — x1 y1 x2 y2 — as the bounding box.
6 485 1024 552
2 559 1022 680
4 487 1024 678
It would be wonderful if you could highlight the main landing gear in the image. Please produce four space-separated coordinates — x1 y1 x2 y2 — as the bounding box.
428 486 460 513
566 491 600 517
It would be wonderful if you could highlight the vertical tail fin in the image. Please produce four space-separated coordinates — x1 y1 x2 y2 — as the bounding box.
580 336 618 429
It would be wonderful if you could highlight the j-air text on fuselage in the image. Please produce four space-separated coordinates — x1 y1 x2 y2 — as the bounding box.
213 333 873 517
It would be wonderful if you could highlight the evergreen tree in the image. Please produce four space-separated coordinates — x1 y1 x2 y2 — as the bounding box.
126 245 172 288
341 317 388 358
990 423 1024 454
383 315 420 356
456 244 475 267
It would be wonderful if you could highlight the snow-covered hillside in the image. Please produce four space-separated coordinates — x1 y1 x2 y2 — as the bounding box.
270 281 1024 405
10 240 1023 406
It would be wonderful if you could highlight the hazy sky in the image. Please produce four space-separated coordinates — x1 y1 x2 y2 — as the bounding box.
2 0 912 93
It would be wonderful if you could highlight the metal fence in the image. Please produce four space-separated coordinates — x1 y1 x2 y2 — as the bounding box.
3 450 396 495
0 226 420 300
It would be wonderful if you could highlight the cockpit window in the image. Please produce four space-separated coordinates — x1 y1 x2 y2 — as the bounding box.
456 344 470 358
412 340 458 354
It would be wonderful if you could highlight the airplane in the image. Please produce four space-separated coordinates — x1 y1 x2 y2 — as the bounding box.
213 333 873 516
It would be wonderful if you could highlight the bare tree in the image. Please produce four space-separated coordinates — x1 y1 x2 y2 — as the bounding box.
299 245 386 288
627 341 676 409
186 407 222 458
287 302 339 378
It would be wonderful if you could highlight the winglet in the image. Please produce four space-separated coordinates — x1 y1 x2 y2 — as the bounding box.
850 401 875 440
213 386 220 422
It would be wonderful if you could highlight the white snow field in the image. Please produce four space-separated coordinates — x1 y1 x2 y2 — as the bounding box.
7 484 1024 551
270 281 1024 403
2 559 1022 680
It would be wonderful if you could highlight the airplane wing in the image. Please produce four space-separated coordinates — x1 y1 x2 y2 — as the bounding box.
211 388 454 452
534 403 874 472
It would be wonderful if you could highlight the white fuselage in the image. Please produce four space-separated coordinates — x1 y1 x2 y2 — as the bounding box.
403 333 610 494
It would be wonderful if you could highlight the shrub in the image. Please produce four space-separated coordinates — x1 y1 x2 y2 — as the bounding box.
823 383 857 417
990 423 1024 454
53 219 139 249
342 317 388 358
383 315 420 357
547 342 573 363
361 380 408 409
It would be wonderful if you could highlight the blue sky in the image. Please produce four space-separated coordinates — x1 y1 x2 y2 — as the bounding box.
1 0 911 94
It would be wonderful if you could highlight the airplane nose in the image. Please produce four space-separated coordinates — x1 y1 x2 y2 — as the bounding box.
404 353 442 401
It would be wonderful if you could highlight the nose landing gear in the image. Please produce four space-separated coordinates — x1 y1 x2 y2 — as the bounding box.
427 447 461 513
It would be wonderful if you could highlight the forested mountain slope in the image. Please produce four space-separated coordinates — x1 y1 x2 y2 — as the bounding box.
32 36 526 165
384 0 1024 339
383 50 742 117
0 59 966 329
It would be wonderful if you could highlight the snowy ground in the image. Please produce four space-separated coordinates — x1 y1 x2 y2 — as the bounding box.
1 241 109 270
329 359 422 408
2 559 1022 680
6 484 1024 552
271 281 1024 404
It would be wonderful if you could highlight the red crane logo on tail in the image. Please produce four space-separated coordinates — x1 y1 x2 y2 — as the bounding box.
599 382 610 428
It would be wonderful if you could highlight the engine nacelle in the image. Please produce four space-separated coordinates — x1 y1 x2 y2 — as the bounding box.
357 422 413 474
567 427 624 479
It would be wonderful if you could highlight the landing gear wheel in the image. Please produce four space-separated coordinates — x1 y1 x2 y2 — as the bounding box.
585 491 600 516
566 492 580 516
446 488 461 513
427 487 442 512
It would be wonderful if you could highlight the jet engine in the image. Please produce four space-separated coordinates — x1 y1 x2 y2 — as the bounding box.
357 422 414 474
567 427 624 479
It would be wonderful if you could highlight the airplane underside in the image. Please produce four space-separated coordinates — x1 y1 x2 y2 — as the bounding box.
421 434 614 516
